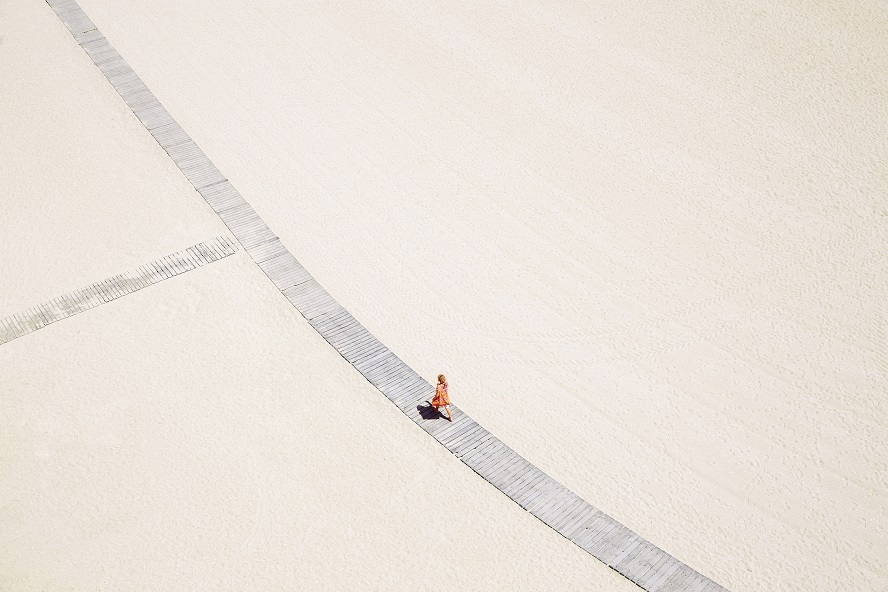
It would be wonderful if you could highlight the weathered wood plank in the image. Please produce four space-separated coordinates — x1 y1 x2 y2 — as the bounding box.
517 479 560 509
635 552 671 588
488 457 533 491
502 466 547 498
0 237 236 346
436 418 478 444
548 496 589 531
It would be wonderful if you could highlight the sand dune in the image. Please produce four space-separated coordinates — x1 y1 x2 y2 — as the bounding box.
3 0 887 590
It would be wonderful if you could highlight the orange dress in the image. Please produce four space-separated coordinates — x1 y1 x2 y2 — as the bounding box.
431 383 450 408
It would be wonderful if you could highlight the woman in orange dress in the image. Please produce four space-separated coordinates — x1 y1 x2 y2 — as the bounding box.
431 374 452 421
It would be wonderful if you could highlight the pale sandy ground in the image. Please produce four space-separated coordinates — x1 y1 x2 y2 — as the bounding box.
67 0 888 590
0 0 229 318
1 254 637 591
2 2 637 590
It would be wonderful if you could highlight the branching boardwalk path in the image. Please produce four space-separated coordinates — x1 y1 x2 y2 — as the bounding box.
44 1 729 589
0 236 237 346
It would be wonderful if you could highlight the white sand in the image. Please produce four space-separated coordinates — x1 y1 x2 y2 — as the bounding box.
0 0 229 319
4 0 887 589
71 0 888 590
1 253 636 591
2 2 635 590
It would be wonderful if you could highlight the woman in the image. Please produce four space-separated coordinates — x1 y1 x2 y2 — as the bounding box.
431 374 453 421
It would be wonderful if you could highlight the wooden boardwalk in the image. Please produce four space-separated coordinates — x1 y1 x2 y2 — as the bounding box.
43 2 729 590
0 236 237 346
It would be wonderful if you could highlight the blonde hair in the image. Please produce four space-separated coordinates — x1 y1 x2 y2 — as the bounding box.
437 374 447 385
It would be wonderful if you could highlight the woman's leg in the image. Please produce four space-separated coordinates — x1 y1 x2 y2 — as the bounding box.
446 406 453 421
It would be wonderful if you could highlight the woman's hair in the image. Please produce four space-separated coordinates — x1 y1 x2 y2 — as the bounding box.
437 374 447 385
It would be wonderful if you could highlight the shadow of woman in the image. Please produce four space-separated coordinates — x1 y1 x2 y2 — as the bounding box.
416 402 448 421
